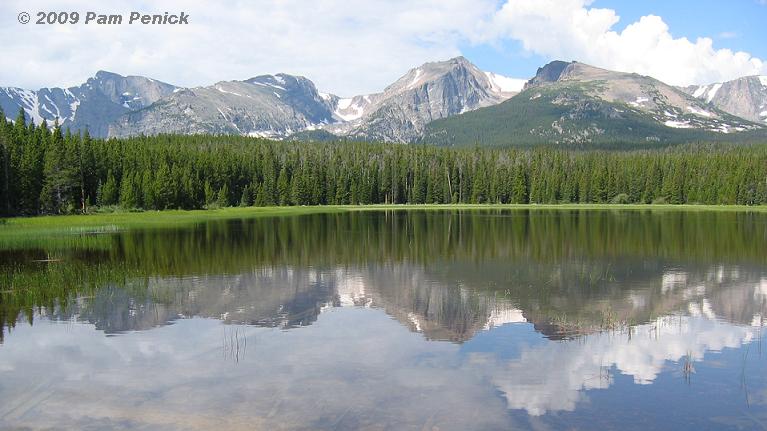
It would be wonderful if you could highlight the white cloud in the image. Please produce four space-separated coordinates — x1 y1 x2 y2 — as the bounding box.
0 0 495 95
0 0 765 95
487 0 766 86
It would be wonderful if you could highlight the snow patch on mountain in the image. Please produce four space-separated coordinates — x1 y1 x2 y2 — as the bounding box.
484 72 525 93
692 86 707 99
687 106 713 117
335 97 366 121
251 81 286 91
408 69 423 90
706 83 722 103
10 88 44 125
690 83 723 103
629 96 649 107
664 120 693 129
215 85 246 98
66 90 80 121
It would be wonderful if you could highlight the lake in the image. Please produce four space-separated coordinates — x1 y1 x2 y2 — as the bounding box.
1 209 766 430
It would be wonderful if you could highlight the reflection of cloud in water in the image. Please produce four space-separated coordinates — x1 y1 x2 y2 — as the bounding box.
0 311 516 430
6 263 767 425
3 263 767 427
472 266 767 416
482 315 760 416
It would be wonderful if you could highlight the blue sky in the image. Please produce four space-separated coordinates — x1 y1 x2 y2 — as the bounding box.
1 0 766 95
465 0 767 81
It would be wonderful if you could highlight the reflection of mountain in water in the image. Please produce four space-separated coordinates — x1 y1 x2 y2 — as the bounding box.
4 209 767 422
31 259 767 418
46 261 767 346
4 209 767 345
50 265 516 341
61 268 337 333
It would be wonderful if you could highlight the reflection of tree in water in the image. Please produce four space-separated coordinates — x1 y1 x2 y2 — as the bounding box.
3 259 762 352
3 209 767 342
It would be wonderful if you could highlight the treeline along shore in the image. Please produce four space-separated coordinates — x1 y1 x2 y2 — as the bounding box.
1 108 767 217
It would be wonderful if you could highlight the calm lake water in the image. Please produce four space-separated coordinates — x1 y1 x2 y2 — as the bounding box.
1 209 767 430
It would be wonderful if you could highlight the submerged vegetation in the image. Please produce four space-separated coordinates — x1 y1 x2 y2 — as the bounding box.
1 108 767 217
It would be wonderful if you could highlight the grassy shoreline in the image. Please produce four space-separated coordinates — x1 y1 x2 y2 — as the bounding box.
2 203 767 233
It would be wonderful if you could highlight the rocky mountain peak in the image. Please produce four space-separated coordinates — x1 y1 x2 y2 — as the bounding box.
683 75 767 123
321 57 520 142
523 61 573 89
523 61 619 90
383 56 483 95
13 57 762 147
93 70 121 80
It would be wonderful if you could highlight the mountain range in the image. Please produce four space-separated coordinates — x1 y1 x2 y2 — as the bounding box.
2 57 766 146
423 60 765 147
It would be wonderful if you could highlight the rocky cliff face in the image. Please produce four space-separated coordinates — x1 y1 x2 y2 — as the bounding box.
325 56 521 142
4 58 764 144
522 61 760 134
1 57 522 142
422 61 764 147
109 74 336 138
683 76 767 124
0 71 176 137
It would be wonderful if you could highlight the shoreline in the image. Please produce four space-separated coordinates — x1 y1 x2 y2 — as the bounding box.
2 203 767 234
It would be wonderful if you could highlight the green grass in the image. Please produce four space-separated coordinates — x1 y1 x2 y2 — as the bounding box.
0 206 347 250
1 203 767 243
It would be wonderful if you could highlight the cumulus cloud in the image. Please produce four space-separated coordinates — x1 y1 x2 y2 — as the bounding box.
0 0 764 94
0 0 495 95
487 0 766 85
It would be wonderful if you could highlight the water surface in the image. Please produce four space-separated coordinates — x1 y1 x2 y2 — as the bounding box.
1 209 766 430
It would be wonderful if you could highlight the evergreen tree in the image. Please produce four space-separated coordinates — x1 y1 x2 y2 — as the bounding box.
155 162 176 209
204 181 216 207
119 172 139 209
216 183 230 207
98 171 118 206
277 166 290 206
511 166 528 204
0 130 764 217
39 122 76 214
142 170 157 210
240 184 252 207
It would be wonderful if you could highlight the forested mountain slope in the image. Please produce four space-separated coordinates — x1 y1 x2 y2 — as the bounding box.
422 61 765 147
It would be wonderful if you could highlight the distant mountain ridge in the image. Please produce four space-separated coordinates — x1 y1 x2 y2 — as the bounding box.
1 58 765 146
682 75 767 124
422 61 765 147
109 73 336 138
0 71 177 137
321 56 523 142
0 57 521 142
